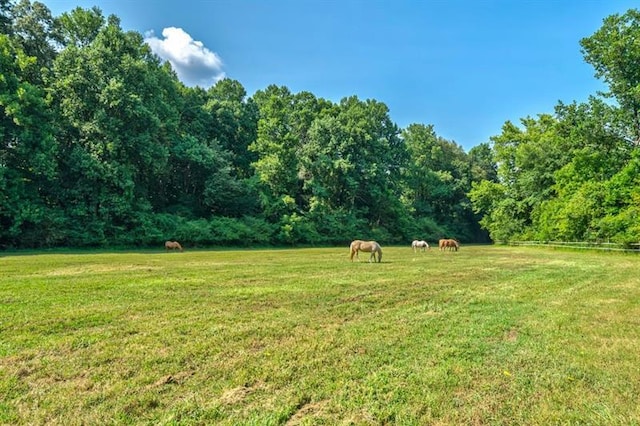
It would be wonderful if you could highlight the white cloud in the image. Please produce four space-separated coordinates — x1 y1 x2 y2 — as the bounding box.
145 27 225 87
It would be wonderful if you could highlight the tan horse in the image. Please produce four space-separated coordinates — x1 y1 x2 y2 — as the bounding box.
349 240 382 263
438 239 459 252
165 240 183 251
411 240 429 252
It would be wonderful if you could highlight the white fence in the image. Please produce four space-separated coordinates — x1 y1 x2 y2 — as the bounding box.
506 240 640 252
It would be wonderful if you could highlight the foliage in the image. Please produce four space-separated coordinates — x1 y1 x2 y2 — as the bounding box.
0 33 59 248
3 2 640 248
470 14 640 244
580 9 640 143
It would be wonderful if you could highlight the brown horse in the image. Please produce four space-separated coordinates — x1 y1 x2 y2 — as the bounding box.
349 240 382 263
411 240 429 252
438 239 459 252
165 240 183 251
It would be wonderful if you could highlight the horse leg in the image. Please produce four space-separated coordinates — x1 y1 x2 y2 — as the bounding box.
352 249 360 262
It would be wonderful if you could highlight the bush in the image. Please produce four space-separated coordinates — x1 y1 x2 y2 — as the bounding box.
173 216 277 247
276 213 320 245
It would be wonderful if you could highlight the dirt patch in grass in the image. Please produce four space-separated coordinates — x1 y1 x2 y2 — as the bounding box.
219 381 265 405
286 399 329 425
504 329 519 342
150 371 194 388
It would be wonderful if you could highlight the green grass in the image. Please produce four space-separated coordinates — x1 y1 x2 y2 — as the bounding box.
1 245 639 425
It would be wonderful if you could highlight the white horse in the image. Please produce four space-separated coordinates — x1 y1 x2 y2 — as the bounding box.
411 240 429 252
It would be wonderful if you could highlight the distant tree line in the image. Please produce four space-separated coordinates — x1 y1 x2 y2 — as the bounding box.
1 1 638 249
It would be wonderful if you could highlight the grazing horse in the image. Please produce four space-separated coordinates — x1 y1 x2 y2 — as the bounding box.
438 239 459 252
349 240 382 263
411 240 430 252
165 240 183 251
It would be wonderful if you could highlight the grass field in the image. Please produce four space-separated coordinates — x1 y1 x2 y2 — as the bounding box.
1 245 639 425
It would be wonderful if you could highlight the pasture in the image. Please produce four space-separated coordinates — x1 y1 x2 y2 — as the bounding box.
1 245 639 425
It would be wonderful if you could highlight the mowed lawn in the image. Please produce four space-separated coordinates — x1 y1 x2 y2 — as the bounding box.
1 245 639 425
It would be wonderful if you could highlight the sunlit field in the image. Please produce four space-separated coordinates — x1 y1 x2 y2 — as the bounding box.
1 245 639 425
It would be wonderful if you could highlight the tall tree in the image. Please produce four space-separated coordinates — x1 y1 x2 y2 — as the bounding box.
0 34 59 247
468 142 497 183
250 86 332 218
166 83 255 218
9 0 60 77
580 8 640 144
0 0 12 35
470 115 565 241
402 123 473 238
205 78 259 179
331 96 406 237
56 5 104 48
48 14 180 244
250 85 299 218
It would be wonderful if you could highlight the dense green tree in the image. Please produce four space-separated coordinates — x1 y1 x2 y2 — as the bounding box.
471 89 638 244
250 87 335 223
0 34 60 247
297 96 409 241
468 142 497 183
598 150 640 243
529 98 633 243
250 85 300 218
56 5 104 48
580 8 640 143
9 0 60 77
166 83 257 219
402 123 476 239
205 78 259 179
47 14 180 244
469 115 566 241
0 0 12 34
469 180 520 242
334 96 406 231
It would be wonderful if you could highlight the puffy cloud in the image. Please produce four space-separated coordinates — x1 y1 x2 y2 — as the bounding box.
145 27 225 87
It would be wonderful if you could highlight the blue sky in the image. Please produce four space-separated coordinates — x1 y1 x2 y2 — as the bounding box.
44 0 638 151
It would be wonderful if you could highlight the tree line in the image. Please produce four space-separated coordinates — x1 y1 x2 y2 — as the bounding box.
1 1 638 249
470 10 640 246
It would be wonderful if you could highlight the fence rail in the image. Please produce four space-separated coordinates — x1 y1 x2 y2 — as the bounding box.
505 240 640 252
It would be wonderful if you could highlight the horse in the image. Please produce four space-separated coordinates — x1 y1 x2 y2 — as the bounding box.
165 240 183 251
411 240 430 252
349 240 382 263
438 238 459 252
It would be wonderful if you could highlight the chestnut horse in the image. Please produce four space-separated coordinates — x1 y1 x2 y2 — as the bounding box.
438 239 459 251
165 240 183 251
349 240 382 263
411 240 430 252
